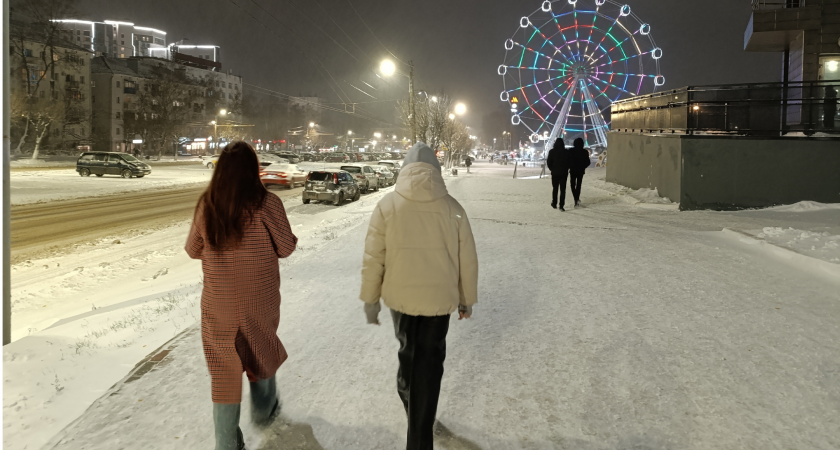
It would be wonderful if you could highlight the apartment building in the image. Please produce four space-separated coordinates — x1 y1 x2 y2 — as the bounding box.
90 56 242 152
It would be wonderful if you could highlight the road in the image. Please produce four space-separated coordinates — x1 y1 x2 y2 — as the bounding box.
10 184 303 264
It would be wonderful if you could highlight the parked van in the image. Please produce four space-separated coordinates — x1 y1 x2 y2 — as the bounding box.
76 152 152 178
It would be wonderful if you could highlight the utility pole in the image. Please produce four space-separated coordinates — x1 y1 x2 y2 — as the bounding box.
409 61 417 144
3 0 11 345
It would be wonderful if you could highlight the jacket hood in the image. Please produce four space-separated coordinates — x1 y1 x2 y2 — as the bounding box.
395 162 448 202
403 142 441 170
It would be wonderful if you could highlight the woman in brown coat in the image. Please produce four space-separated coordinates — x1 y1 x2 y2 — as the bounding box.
186 141 297 450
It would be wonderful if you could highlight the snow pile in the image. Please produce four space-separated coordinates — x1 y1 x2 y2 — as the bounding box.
764 201 840 213
11 167 212 206
755 227 840 264
626 187 674 204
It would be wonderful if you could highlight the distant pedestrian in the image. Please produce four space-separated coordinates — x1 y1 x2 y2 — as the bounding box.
186 141 297 450
464 155 472 173
824 85 837 129
570 138 592 207
361 142 479 450
546 138 570 210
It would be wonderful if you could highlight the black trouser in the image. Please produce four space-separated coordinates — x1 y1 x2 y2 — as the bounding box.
570 173 584 203
391 310 450 450
825 107 836 128
551 171 568 207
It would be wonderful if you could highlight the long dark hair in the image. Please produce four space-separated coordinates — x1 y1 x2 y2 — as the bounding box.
197 141 267 250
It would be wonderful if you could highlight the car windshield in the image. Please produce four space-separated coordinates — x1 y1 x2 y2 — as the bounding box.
120 154 139 162
341 166 361 173
308 172 331 181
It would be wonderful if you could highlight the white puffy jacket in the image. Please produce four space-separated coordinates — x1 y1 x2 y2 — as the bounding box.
360 162 478 316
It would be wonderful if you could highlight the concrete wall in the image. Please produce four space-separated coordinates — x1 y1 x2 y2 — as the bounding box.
679 136 840 210
605 133 682 202
607 132 840 210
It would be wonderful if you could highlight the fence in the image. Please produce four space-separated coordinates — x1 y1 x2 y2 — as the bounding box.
751 0 803 10
610 81 840 136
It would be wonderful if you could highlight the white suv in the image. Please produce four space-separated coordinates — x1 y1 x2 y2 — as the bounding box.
340 164 379 193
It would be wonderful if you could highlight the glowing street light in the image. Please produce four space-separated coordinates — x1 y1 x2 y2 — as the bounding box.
374 132 382 138
380 59 396 77
454 103 467 115
430 96 438 103
309 122 315 128
449 113 456 120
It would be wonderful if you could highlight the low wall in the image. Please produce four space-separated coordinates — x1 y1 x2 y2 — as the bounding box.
605 133 682 202
606 132 840 210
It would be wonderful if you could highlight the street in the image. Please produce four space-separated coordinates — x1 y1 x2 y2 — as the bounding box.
20 163 840 450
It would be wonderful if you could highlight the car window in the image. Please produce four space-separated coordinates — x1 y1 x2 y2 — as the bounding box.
107 155 122 162
342 173 353 182
79 153 94 161
308 172 330 181
93 153 107 162
341 166 361 173
266 164 290 172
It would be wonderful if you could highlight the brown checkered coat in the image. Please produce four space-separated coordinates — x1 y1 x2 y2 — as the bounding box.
186 194 297 403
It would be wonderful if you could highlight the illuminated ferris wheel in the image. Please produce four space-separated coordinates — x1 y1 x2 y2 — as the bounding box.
498 0 664 149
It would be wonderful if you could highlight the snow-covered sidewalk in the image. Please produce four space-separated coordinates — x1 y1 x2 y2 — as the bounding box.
8 163 840 449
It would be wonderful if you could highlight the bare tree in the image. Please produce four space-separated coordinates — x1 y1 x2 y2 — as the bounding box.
10 0 79 158
398 93 453 150
140 64 201 159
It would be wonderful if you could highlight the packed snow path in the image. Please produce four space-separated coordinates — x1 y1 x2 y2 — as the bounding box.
39 164 840 449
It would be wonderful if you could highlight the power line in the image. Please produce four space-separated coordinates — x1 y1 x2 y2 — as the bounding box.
346 0 407 65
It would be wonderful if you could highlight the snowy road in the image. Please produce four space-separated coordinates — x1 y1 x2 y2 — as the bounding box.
9 163 840 450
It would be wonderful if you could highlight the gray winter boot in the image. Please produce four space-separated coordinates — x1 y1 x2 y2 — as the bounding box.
250 377 279 426
213 403 246 450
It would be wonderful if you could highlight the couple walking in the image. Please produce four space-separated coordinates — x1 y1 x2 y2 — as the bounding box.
547 138 591 211
186 141 479 450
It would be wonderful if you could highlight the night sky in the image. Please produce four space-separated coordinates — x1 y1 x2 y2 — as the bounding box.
76 0 780 131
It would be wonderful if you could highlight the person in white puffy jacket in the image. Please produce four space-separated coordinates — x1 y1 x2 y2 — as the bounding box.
360 142 478 449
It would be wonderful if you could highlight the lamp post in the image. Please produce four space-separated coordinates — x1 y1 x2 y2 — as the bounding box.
381 59 417 144
213 109 227 154
347 130 353 152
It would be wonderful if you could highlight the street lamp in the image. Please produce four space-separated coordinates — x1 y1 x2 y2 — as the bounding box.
449 113 455 120
380 58 417 144
213 109 227 153
430 96 438 103
454 103 467 115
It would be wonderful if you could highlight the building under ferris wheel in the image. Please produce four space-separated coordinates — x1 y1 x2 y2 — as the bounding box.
498 0 663 150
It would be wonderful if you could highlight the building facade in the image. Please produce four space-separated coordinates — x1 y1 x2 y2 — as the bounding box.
54 20 167 58
9 33 93 153
90 56 242 153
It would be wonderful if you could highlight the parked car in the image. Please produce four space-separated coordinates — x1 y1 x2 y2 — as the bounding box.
300 152 321 162
369 165 396 187
302 170 360 206
260 163 308 189
340 164 379 193
324 152 350 163
271 152 300 164
77 152 152 178
258 154 290 167
377 160 401 179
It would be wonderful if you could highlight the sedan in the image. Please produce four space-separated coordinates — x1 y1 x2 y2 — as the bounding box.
260 163 308 189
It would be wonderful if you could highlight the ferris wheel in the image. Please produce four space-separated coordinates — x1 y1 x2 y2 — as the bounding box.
498 0 664 149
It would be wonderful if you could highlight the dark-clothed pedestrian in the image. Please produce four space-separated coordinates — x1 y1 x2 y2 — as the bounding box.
465 155 472 173
824 85 837 129
186 141 298 450
360 142 479 450
570 138 592 207
545 138 570 210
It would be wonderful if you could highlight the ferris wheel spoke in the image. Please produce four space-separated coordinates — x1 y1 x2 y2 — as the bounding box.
512 39 572 70
595 50 650 69
526 22 577 67
595 71 655 78
589 75 636 97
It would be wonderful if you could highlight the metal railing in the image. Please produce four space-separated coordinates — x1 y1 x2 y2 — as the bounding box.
610 81 840 137
751 0 803 10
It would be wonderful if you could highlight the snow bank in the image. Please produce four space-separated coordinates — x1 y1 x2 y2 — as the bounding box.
764 201 840 213
11 166 212 206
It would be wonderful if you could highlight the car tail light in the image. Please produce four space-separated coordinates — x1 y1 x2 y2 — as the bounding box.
259 172 266 177
356 174 364 179
278 172 287 177
333 173 339 184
